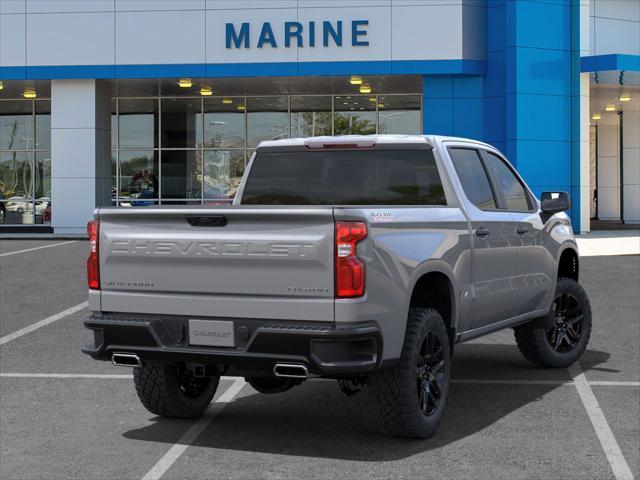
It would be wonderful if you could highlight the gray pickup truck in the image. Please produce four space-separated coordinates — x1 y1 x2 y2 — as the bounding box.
83 135 592 438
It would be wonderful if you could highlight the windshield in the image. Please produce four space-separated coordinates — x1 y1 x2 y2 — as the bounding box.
241 149 446 206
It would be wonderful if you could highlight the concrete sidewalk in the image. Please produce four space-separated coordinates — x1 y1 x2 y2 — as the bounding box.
577 230 640 257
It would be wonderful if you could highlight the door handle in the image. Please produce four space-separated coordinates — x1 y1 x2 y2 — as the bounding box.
516 226 529 235
475 227 491 237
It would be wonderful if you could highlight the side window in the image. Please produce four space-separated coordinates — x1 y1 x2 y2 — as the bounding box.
483 152 531 211
448 148 497 210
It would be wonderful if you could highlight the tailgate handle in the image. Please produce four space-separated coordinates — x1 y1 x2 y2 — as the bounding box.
186 215 227 227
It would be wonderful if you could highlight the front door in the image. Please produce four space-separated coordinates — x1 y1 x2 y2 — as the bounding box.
481 150 556 316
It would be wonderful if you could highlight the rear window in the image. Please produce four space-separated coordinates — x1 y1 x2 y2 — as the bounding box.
241 149 446 205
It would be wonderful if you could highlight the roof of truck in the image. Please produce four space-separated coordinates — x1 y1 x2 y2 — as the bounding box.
256 135 496 150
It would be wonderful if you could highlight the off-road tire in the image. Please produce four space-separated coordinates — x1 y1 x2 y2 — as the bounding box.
369 308 451 439
514 277 592 368
133 364 219 418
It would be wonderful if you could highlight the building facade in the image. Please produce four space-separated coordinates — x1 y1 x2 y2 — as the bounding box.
0 0 638 234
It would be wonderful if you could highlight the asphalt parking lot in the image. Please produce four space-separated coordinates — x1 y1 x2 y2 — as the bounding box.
0 239 638 480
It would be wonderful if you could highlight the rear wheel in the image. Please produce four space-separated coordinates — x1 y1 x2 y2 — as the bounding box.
133 363 219 418
514 277 592 368
369 308 451 439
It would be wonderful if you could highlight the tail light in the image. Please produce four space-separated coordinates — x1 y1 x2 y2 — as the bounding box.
335 221 367 298
87 220 100 290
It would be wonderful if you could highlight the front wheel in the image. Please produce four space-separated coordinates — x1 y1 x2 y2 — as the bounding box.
514 277 592 368
133 363 219 418
369 308 451 439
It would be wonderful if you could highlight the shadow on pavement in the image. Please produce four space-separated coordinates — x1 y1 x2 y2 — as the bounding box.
123 346 610 461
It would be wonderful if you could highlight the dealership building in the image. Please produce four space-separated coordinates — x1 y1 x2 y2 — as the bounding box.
0 0 638 234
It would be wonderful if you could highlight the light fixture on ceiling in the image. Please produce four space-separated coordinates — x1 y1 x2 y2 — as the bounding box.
222 98 233 104
237 104 245 111
368 97 377 102
591 112 602 120
359 84 372 94
377 103 385 109
350 76 363 85
605 105 616 112
619 95 631 102
0 81 3 91
23 88 36 99
200 86 213 96
178 78 192 88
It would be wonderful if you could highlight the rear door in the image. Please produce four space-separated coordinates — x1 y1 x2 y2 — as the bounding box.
447 146 519 329
98 207 335 322
481 150 555 315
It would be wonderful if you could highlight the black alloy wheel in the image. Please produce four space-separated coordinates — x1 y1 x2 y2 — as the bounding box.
546 292 584 353
416 330 446 416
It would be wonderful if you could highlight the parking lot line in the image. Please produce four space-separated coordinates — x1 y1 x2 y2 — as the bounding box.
0 240 78 257
0 373 132 379
589 381 640 387
0 301 88 346
141 377 247 480
570 363 635 480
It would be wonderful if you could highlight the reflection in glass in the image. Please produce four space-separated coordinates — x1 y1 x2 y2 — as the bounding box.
111 99 117 149
204 150 245 199
35 151 51 199
334 96 376 135
35 101 51 151
161 98 201 148
0 151 34 224
118 99 158 148
118 150 158 200
161 150 201 200
378 95 421 135
204 98 245 148
247 97 289 148
291 96 332 137
111 151 118 204
0 101 33 151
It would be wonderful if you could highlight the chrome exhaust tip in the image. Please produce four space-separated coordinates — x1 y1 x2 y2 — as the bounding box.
273 363 308 379
112 352 142 368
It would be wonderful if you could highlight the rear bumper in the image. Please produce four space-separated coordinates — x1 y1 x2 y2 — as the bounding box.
82 313 383 377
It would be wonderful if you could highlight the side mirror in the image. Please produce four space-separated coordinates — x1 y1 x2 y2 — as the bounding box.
541 191 571 214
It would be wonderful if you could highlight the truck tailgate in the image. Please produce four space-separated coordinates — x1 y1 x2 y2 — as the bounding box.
97 207 335 322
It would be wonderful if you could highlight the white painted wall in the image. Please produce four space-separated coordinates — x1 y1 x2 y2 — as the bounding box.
589 0 640 56
593 109 640 223
51 80 111 234
622 109 640 222
0 0 485 69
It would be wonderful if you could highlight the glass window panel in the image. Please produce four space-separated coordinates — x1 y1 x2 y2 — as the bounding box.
0 151 34 224
160 150 201 199
203 97 245 148
203 149 245 200
111 98 117 149
118 150 158 199
0 101 33 151
378 95 421 135
449 148 496 210
290 96 332 137
334 96 376 135
35 100 51 151
241 150 445 206
111 151 118 204
247 97 289 148
161 98 201 148
35 151 51 199
118 99 158 148
484 152 531 211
